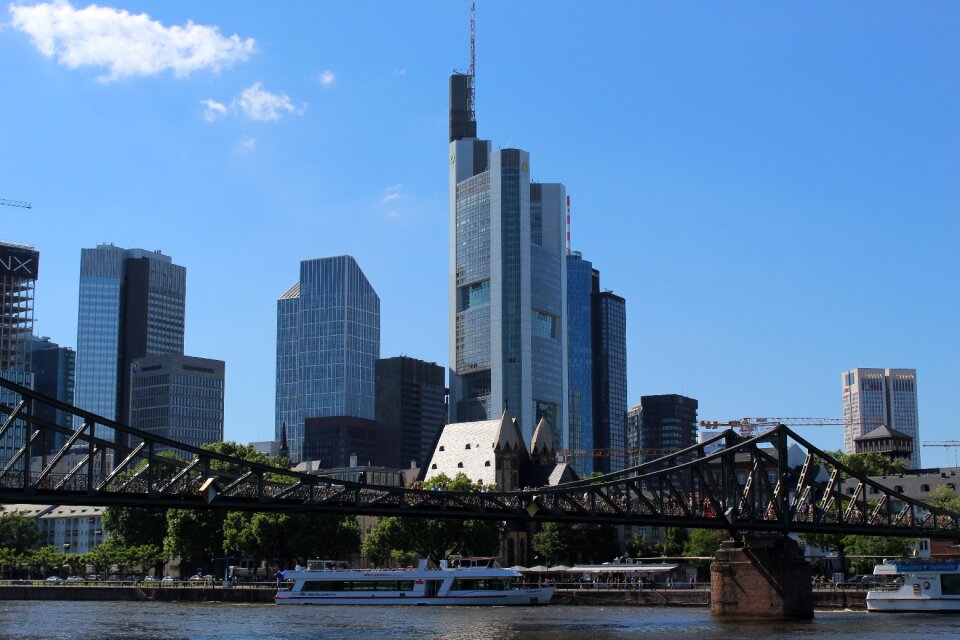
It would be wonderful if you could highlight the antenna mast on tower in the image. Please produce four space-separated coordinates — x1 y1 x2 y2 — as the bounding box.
469 2 476 122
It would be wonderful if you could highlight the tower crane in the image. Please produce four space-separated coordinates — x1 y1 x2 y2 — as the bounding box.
699 417 883 438
1 198 32 209
923 441 960 468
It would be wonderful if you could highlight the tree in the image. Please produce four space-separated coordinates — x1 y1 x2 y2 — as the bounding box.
659 527 688 556
683 528 727 557
102 507 167 548
929 485 960 512
834 451 907 478
361 473 501 565
531 522 619 565
0 510 40 553
228 511 360 567
842 536 912 575
626 533 659 559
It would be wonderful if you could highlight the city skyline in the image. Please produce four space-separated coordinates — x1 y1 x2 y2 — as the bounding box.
3 2 958 465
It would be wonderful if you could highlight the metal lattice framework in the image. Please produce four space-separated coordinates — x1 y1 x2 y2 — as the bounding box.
1 377 958 538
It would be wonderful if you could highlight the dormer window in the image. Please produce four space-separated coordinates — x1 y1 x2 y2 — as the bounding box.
485 461 491 467
465 444 471 450
431 463 437 469
439 445 445 451
921 484 930 492
457 462 464 468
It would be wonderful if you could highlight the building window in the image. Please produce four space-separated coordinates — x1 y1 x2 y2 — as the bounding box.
484 461 491 467
457 462 464 468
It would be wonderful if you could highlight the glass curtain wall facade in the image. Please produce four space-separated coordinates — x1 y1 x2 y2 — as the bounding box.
29 336 75 454
74 245 185 442
448 73 568 447
566 252 594 477
592 290 627 473
842 368 920 467
275 256 380 463
638 394 698 460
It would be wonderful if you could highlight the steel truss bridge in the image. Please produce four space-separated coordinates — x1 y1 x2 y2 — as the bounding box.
1 377 958 539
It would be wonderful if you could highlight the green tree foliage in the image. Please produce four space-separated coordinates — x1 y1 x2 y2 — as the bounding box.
625 533 659 558
843 536 912 575
531 522 619 565
0 509 40 553
683 528 728 557
659 527 689 556
833 451 907 478
362 473 501 565
102 507 167 548
929 485 960 512
224 511 360 567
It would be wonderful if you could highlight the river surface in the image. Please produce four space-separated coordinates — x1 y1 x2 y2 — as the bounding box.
2 602 960 639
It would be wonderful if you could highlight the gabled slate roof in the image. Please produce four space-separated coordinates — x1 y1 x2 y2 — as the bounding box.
425 410 527 486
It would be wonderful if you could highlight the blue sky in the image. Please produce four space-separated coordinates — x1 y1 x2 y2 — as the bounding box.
2 2 958 465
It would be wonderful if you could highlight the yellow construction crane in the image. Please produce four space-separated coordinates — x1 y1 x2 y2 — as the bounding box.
0 198 32 209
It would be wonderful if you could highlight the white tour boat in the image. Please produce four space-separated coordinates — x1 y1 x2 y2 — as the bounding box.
866 560 960 612
275 556 554 606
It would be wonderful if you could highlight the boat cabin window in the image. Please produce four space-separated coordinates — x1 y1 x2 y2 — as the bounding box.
941 574 960 596
307 560 350 571
451 578 515 591
302 580 415 592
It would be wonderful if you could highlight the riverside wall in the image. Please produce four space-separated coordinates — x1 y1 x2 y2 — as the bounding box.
0 585 867 608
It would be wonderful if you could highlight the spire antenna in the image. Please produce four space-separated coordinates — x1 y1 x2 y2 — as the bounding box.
469 3 476 122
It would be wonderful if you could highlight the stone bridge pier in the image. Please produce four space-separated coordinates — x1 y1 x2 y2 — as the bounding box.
710 534 813 619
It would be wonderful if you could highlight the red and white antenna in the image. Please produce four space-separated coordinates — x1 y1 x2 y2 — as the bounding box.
566 195 571 255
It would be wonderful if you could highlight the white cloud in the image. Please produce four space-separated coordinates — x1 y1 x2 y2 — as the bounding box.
381 184 402 204
393 68 406 76
237 82 304 121
10 1 256 82
200 98 228 122
239 136 256 151
318 70 335 86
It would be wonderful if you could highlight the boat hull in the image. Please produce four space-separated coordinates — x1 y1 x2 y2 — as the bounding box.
867 595 960 613
275 587 554 606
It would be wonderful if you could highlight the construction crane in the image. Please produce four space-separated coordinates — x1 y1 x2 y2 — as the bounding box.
558 447 678 461
1 198 32 209
699 417 883 438
924 441 960 468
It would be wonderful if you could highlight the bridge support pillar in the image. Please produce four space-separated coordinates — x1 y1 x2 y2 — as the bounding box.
710 534 813 619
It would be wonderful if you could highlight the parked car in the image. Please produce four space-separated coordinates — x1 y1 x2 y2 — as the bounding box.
125 575 141 582
45 576 63 583
86 574 101 582
144 576 160 583
106 574 120 582
66 576 84 583
161 576 175 583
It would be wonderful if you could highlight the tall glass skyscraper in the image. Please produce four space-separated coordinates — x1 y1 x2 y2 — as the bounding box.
448 73 569 447
592 286 627 473
74 244 185 441
275 256 380 463
566 251 594 476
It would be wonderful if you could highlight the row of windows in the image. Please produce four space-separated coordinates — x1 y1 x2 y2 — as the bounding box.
300 580 414 592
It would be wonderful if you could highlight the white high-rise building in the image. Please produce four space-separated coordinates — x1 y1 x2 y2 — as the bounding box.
841 368 920 468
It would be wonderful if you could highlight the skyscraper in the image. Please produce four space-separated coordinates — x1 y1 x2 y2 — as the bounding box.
375 356 447 469
0 241 39 462
637 394 698 460
592 283 627 473
29 336 75 454
566 251 594 476
842 368 920 468
275 255 380 463
74 244 185 442
448 73 569 447
129 354 225 450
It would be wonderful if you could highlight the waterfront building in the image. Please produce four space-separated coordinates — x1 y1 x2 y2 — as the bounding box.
842 368 921 468
566 252 594 476
637 394 698 461
73 244 185 442
28 336 75 454
5 504 106 553
275 255 380 464
375 356 447 469
0 241 39 463
129 354 225 451
592 283 627 473
448 73 568 448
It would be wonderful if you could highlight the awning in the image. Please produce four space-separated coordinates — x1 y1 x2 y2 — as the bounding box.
521 564 678 573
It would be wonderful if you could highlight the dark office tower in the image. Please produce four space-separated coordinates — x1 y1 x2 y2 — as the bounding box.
129 354 224 451
28 336 75 454
74 244 185 442
592 282 627 474
625 403 642 467
275 256 380 464
0 241 39 462
375 356 446 469
448 74 568 447
639 394 698 457
566 251 594 477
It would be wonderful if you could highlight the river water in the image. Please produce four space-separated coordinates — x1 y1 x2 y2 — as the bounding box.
1 602 959 639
